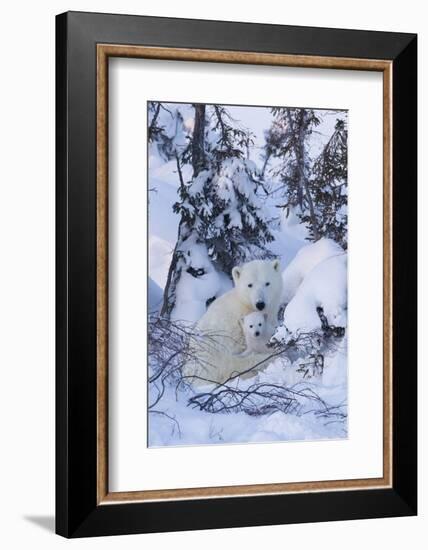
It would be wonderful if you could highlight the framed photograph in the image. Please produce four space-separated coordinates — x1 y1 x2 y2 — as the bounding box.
56 11 417 538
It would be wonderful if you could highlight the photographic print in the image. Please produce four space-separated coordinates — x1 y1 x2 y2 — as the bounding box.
148 101 348 447
56 14 417 536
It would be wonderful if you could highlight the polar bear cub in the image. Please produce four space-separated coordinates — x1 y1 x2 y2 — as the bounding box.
236 311 275 357
183 259 283 385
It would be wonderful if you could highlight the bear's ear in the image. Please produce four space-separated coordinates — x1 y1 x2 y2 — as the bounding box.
232 266 241 282
272 259 280 272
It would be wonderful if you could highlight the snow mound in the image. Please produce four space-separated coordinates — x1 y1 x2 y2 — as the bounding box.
283 253 347 333
149 236 174 291
149 352 347 447
171 236 233 324
282 238 344 303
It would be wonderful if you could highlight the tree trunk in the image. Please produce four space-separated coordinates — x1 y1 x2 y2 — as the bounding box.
159 154 185 318
148 102 161 142
261 151 271 180
286 109 319 241
160 105 207 318
192 104 206 176
159 241 181 318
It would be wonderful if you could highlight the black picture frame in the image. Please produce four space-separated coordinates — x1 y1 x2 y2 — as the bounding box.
56 11 417 538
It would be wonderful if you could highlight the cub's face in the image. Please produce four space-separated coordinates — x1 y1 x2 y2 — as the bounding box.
241 312 268 338
232 259 282 311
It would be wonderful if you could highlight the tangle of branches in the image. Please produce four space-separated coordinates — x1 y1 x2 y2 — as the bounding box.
148 310 346 423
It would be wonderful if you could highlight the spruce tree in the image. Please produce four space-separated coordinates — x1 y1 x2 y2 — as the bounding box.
148 101 189 162
265 108 348 247
266 107 321 240
160 103 274 318
311 118 348 248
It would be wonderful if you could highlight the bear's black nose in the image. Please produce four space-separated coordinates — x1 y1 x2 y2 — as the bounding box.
255 331 260 337
256 301 265 311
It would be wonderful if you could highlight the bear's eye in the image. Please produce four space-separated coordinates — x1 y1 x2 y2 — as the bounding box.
258 323 262 327
248 283 253 288
249 325 253 328
265 282 270 286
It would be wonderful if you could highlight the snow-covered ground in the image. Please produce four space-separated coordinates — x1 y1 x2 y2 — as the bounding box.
148 103 348 447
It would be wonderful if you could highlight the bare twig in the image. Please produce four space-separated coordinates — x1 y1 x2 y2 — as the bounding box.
148 313 346 422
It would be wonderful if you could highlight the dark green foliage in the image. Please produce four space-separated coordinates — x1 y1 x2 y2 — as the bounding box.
311 119 348 248
148 101 190 162
265 108 347 247
157 102 275 317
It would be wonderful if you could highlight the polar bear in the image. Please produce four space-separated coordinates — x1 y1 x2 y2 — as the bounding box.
182 259 283 386
235 311 275 357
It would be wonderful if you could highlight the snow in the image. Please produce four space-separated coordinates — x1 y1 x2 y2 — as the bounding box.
171 237 233 323
283 252 347 333
281 238 345 304
148 235 174 291
148 102 348 447
149 350 347 447
148 277 163 314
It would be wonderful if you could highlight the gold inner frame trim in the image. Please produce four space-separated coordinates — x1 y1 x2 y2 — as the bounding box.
96 44 393 505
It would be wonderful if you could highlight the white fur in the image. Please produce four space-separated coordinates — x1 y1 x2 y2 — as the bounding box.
236 311 275 357
183 259 283 385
